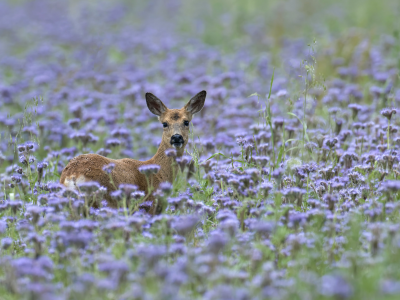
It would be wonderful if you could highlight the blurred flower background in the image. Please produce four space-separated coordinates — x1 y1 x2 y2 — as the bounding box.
0 0 400 299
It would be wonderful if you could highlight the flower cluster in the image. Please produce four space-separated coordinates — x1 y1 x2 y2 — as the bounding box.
0 0 399 299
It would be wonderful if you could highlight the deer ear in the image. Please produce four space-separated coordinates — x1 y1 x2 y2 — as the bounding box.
146 93 168 116
184 90 206 114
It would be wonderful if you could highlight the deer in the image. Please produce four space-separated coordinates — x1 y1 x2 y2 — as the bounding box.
60 90 206 214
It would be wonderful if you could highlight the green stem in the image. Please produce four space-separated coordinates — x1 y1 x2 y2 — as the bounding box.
326 149 331 162
387 119 390 150
15 184 25 201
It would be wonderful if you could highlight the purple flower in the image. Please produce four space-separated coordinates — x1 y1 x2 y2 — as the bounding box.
319 274 353 299
260 182 273 196
111 127 130 138
11 175 22 183
19 155 28 165
0 221 7 234
98 260 129 277
138 164 160 176
172 215 199 236
381 279 400 295
97 148 112 157
272 168 284 181
282 187 306 206
159 182 173 194
47 182 65 193
325 138 338 149
65 231 93 249
119 184 138 196
250 221 275 237
110 189 128 203
26 206 44 224
1 237 13 250
379 180 400 193
70 131 99 145
78 181 101 194
102 163 116 174
67 118 81 129
131 190 145 200
207 230 229 254
138 200 153 212
176 155 192 170
165 148 177 158
105 138 121 148
381 108 397 120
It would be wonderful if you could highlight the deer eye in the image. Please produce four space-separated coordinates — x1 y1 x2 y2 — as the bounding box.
184 120 189 126
162 122 168 128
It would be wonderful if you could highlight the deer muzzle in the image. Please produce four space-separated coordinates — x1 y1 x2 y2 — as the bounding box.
170 134 184 149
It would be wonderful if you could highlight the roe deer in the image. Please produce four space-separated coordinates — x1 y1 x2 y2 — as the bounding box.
60 91 206 214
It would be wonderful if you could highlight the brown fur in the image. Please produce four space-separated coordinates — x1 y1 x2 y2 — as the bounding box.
60 91 206 214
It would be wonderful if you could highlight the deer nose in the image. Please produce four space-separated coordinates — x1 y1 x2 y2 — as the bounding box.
170 134 184 145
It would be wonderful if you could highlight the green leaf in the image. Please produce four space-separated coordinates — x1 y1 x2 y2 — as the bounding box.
287 112 304 125
201 152 229 164
285 146 300 153
305 132 310 142
267 69 275 100
285 138 299 143
248 92 261 98
52 172 61 178
31 174 38 184
233 159 248 164
277 145 284 165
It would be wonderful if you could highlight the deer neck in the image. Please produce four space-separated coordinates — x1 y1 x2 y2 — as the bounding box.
151 140 184 183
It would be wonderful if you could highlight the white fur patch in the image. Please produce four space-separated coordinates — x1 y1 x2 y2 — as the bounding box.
63 175 87 190
173 143 183 149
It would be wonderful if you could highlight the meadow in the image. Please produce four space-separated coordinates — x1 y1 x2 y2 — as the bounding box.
1 0 400 299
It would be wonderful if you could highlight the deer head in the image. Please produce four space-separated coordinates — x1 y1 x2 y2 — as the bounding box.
145 91 206 155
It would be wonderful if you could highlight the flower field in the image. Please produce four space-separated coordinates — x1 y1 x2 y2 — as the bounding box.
1 0 400 299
